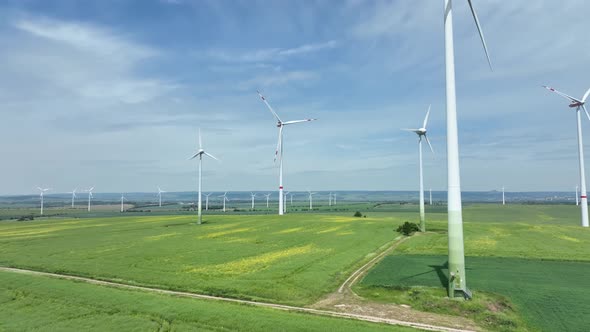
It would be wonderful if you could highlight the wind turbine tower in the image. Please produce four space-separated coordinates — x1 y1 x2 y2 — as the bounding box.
218 192 229 212
308 191 316 210
258 91 316 216
443 0 493 298
85 187 94 212
429 188 433 205
576 186 579 206
403 105 434 232
120 194 126 212
205 193 212 211
329 192 332 206
264 193 271 208
283 192 289 214
157 187 166 207
189 129 219 224
502 186 505 205
543 85 590 228
37 187 50 215
250 192 257 210
69 189 77 208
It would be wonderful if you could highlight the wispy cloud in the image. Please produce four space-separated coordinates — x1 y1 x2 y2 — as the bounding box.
204 40 337 63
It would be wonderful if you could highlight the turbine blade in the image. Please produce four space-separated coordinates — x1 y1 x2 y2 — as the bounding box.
542 85 582 103
204 151 220 161
583 105 590 122
274 126 283 163
257 90 282 122
423 104 431 128
401 128 420 132
425 135 434 153
583 87 590 103
467 0 493 70
188 152 202 160
282 119 317 125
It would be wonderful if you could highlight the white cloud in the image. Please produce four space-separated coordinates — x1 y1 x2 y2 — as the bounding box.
204 40 337 63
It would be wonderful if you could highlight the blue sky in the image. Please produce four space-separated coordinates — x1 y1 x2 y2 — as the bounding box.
0 0 589 195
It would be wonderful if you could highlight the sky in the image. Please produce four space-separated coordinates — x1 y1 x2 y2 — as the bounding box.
1 0 589 195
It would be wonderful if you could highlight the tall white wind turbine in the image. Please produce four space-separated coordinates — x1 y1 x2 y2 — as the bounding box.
69 188 77 208
37 187 50 215
308 191 316 210
205 193 212 211
157 187 166 207
189 129 219 225
443 0 493 298
85 187 94 212
264 193 271 208
502 186 505 205
576 186 579 206
250 192 257 210
403 105 434 232
543 85 590 227
258 91 316 216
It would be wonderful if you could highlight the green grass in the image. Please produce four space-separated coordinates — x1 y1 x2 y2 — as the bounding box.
0 271 414 332
357 255 590 331
0 214 399 306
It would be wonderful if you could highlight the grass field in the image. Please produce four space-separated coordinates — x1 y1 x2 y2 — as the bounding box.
0 213 399 306
354 204 590 331
0 270 414 332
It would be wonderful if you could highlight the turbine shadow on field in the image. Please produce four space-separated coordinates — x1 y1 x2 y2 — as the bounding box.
400 261 449 290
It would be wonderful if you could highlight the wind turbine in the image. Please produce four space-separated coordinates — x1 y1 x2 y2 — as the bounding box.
283 192 289 214
218 192 229 212
329 192 333 206
332 193 337 205
84 187 94 212
157 187 166 207
443 0 493 298
429 188 433 205
403 105 434 232
576 186 579 206
204 193 213 211
502 186 505 205
37 187 50 215
120 194 126 212
543 85 590 228
189 128 219 225
264 193 271 208
308 191 316 210
68 188 77 208
250 192 257 210
258 91 317 216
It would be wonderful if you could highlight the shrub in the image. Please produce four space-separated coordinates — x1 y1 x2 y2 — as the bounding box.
396 221 420 236
354 211 363 217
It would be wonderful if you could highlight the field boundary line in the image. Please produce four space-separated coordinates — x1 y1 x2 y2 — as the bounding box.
0 266 472 332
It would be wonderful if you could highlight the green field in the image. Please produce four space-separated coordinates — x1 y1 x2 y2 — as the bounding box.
354 204 590 331
0 213 399 306
0 270 412 332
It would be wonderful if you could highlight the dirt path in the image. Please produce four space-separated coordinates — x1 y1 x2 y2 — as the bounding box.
310 235 481 332
1 266 472 332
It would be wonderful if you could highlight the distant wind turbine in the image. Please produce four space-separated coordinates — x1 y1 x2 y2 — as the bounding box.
264 193 271 208
250 192 257 210
283 192 289 214
258 90 316 216
157 187 166 207
189 128 219 224
120 194 126 212
84 187 94 212
332 193 336 205
576 186 579 206
328 192 333 206
543 85 590 228
68 188 77 208
502 186 505 206
218 192 229 212
429 188 433 205
37 187 50 215
308 191 316 210
403 105 434 232
443 0 493 299
204 193 213 211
